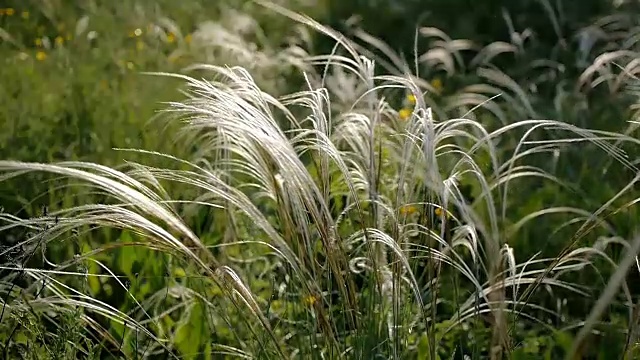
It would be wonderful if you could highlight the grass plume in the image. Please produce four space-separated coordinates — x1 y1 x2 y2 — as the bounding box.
1 3 640 359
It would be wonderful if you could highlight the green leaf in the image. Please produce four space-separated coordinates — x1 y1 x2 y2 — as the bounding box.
174 301 207 360
417 334 441 360
554 330 573 351
117 230 137 277
204 342 213 360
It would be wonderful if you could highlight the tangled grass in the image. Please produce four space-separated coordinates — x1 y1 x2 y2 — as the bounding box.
2 2 640 359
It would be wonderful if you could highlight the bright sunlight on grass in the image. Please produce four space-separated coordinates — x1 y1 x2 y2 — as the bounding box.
2 1 640 359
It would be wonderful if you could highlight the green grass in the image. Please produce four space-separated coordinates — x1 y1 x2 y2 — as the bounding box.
0 0 317 216
2 1 640 359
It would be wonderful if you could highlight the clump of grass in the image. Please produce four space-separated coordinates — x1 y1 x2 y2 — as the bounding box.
1 3 640 359
0 0 314 222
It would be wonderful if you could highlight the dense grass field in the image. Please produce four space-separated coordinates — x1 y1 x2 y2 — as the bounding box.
2 1 640 359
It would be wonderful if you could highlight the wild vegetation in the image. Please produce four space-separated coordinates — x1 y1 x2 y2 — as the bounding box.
2 1 640 359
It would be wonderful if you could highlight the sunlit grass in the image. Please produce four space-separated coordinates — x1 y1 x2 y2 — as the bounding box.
2 1 640 359
0 1 313 219
2 6 640 359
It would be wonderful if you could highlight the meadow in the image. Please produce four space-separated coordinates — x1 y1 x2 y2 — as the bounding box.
1 0 640 359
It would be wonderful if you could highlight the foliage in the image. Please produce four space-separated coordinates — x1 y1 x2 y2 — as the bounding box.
0 0 316 216
1 1 640 359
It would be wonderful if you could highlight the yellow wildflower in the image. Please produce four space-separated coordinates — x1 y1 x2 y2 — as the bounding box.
434 207 451 219
21 11 29 19
185 33 192 44
126 61 134 70
406 93 417 105
430 78 443 93
55 36 64 46
35 51 47 61
303 294 318 306
400 205 418 215
5 8 14 16
434 207 442 217
398 108 412 121
166 32 175 43
35 38 42 47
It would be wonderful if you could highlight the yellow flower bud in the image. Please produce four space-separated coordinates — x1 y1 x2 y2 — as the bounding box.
400 205 418 215
430 78 443 92
398 108 412 120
